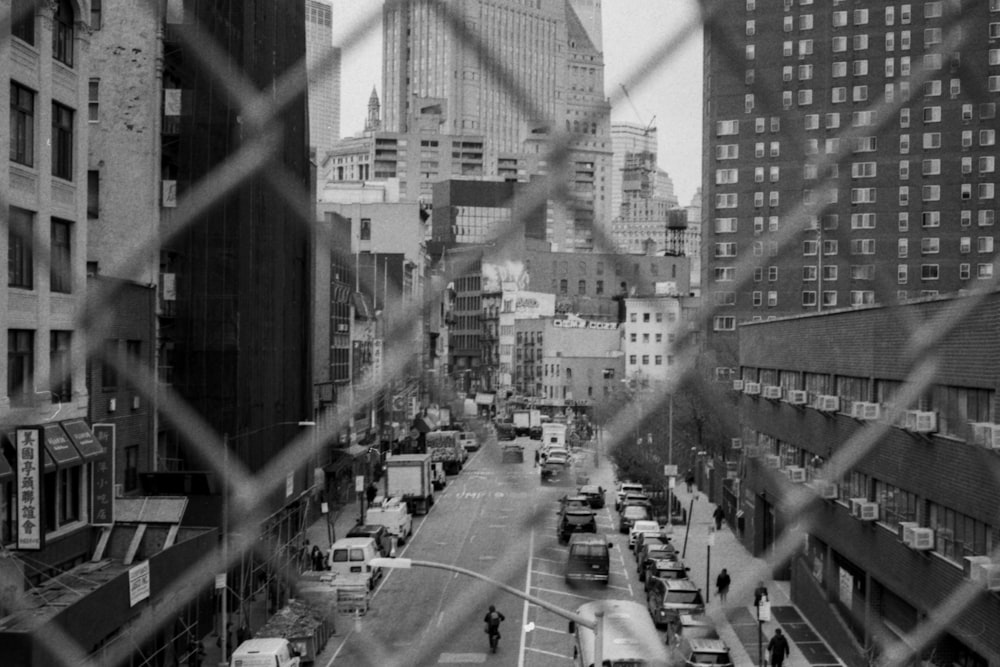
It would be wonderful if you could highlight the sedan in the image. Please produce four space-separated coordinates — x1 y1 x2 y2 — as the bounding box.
619 504 652 534
577 484 606 509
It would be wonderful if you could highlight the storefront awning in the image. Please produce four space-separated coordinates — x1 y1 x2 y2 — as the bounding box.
43 424 80 471
475 393 495 405
323 445 368 474
61 419 105 461
412 415 436 433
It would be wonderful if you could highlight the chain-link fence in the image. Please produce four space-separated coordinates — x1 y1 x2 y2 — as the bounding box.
3 0 1000 665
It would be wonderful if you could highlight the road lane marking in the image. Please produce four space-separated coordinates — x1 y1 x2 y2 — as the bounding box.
519 528 534 667
524 646 574 659
439 653 487 663
533 556 562 564
532 570 566 579
529 586 592 600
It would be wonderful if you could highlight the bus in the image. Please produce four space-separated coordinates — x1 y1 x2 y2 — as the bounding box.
569 599 670 667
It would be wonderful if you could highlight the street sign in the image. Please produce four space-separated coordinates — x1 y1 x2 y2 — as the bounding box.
663 464 678 477
758 597 772 622
707 530 715 547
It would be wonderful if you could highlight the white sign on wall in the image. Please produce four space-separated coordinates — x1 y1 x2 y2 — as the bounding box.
129 561 151 607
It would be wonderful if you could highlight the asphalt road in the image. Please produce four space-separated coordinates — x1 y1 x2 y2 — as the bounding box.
328 435 636 666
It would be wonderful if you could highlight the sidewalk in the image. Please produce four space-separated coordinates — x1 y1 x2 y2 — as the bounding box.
670 482 843 667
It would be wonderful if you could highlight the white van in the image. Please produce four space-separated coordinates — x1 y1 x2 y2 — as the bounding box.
328 537 383 589
365 496 412 544
229 637 301 667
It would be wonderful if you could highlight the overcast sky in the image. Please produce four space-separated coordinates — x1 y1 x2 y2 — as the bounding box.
330 1 703 205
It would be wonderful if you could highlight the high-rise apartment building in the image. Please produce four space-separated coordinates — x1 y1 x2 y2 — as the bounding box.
306 0 341 154
382 0 613 250
703 1 1000 366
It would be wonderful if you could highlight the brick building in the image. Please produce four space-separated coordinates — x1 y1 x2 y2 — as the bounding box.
728 293 1000 666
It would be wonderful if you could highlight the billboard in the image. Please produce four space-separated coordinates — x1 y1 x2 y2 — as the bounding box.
513 291 555 319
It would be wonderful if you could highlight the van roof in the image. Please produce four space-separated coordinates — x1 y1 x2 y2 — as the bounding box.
330 537 376 549
232 638 290 653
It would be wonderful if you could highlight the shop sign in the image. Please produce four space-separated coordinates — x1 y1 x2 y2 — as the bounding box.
92 424 116 524
16 429 42 551
129 561 151 606
553 318 618 330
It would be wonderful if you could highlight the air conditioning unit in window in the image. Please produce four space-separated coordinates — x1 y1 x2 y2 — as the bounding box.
968 422 1000 449
786 389 808 405
983 563 1000 592
732 379 745 391
815 480 839 499
815 394 840 412
898 521 918 545
858 501 879 521
904 410 938 434
763 454 782 469
132 396 141 410
851 401 881 421
963 555 993 582
730 438 743 450
909 527 935 550
109 397 116 412
744 382 762 395
785 466 806 483
849 497 867 518
763 385 783 400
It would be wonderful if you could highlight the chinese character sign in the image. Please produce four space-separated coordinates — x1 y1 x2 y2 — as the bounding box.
16 428 42 550
91 424 116 525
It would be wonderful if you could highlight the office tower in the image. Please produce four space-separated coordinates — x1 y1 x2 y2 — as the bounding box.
611 122 659 217
306 0 342 153
382 0 612 250
703 1 1000 366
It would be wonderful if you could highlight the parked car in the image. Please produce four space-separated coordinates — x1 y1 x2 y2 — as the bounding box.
458 431 480 452
619 492 652 513
670 613 720 643
628 519 662 549
558 498 597 544
646 578 704 629
345 523 393 558
619 504 652 534
669 637 733 667
327 537 384 590
615 482 645 510
633 530 672 560
644 558 690 591
637 541 677 580
577 484 606 509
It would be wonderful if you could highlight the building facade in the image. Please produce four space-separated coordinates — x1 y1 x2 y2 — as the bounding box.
730 293 1000 667
703 1 1000 368
305 0 341 155
622 296 685 387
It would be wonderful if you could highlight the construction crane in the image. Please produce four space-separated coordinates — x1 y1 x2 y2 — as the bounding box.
619 83 656 136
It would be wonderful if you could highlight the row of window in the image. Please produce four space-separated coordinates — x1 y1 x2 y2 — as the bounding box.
627 354 672 367
627 332 676 345
8 208 73 292
627 311 675 323
9 83 76 180
716 210 998 238
11 0 78 65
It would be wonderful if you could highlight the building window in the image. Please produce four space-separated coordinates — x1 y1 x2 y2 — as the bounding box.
49 330 72 402
53 0 75 67
87 170 100 218
12 0 36 44
713 316 736 331
125 445 138 492
44 465 82 531
559 279 568 295
8 330 35 406
596 280 604 295
102 339 118 389
8 207 34 289
578 280 586 295
88 79 100 122
52 103 74 181
10 82 35 167
50 219 72 293
91 0 102 30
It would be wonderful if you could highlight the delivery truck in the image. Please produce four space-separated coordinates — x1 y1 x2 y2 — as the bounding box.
425 430 466 474
512 410 531 437
384 453 435 515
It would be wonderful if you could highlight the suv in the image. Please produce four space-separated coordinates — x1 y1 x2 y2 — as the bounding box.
577 484 606 509
671 637 733 666
558 496 597 543
646 578 705 629
615 482 645 510
643 557 689 591
564 533 612 584
495 421 516 440
619 504 652 534
345 523 393 557
628 519 663 549
637 541 677 580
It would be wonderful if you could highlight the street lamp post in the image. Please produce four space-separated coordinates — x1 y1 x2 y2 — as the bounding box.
371 557 603 664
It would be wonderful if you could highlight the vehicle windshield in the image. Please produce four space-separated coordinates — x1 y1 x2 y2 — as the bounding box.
570 544 606 558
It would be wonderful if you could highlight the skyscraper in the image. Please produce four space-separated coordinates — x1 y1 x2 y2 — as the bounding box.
381 0 612 250
703 1 1000 365
306 0 342 154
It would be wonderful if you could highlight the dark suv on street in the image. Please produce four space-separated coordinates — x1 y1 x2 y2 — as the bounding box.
557 496 597 543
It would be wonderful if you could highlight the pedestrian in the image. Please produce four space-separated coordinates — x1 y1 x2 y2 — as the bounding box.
716 568 731 603
483 605 505 653
685 470 694 493
768 628 790 667
534 448 540 467
713 505 725 530
366 481 378 507
754 580 769 607
311 544 325 571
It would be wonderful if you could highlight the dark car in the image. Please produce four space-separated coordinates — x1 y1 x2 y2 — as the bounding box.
501 443 525 463
495 421 516 440
637 540 677 580
564 533 612 584
541 454 572 485
577 484 606 509
618 503 651 533
345 523 392 558
557 498 597 544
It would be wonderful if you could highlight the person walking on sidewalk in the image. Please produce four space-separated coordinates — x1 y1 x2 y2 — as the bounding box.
768 628 790 667
716 568 731 603
754 580 769 607
685 470 694 493
713 505 725 530
366 481 379 507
